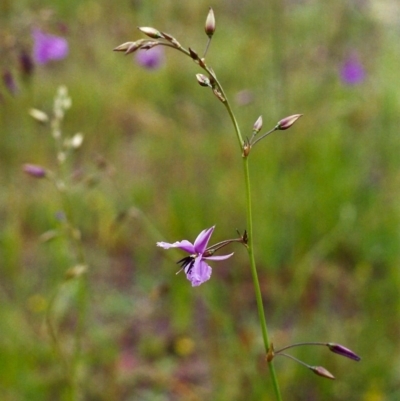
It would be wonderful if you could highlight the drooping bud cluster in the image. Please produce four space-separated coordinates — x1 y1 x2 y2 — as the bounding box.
274 341 360 381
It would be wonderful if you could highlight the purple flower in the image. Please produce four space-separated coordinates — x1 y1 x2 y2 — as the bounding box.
2 70 18 95
135 46 164 70
339 53 365 85
22 163 46 178
157 226 233 287
32 29 68 65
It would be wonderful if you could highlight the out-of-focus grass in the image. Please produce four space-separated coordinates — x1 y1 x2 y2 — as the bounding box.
1 0 400 400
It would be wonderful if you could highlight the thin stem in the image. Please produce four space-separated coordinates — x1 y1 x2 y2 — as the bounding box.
204 66 244 149
276 352 310 369
243 157 282 401
251 127 278 147
275 342 327 354
203 37 212 58
206 62 282 400
206 237 244 253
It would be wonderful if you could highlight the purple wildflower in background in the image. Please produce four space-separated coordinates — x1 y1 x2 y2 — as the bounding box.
2 70 18 95
32 29 68 65
135 46 164 70
157 226 233 287
339 53 365 85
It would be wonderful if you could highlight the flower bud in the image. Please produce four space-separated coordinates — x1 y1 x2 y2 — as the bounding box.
189 47 200 61
196 74 211 87
19 51 34 76
138 27 162 39
113 42 135 52
253 116 263 133
2 70 18 95
327 343 361 361
205 8 216 37
310 366 335 380
276 114 302 130
242 140 251 158
29 108 49 123
23 164 47 178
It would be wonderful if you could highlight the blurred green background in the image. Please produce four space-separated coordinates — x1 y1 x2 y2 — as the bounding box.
1 0 400 400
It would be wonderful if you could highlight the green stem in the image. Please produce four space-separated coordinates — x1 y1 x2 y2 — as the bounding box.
242 157 282 401
164 39 282 399
208 63 282 400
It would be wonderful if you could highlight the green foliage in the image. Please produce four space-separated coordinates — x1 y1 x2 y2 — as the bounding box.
1 1 400 400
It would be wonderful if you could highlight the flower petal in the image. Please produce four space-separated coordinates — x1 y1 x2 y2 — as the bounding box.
193 226 215 254
156 240 195 253
32 29 68 65
204 252 234 261
186 258 212 287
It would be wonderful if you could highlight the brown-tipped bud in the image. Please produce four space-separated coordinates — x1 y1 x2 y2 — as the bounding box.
189 47 200 61
160 32 181 47
196 74 211 87
113 42 135 52
205 8 216 37
253 116 263 133
123 40 149 54
310 366 335 380
138 27 162 39
242 140 251 158
276 114 302 130
327 343 361 362
23 164 47 178
212 88 225 103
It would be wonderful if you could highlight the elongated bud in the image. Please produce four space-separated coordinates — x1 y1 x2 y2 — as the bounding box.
212 88 225 103
29 108 49 123
160 32 181 48
113 42 135 52
205 8 216 37
23 164 47 178
276 114 302 130
19 51 34 76
196 74 211 87
138 27 162 39
310 366 335 380
3 70 18 95
253 116 263 133
327 343 361 361
189 47 200 61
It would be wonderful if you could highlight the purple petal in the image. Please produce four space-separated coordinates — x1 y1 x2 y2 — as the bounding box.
32 29 68 65
156 240 195 253
204 252 234 261
193 226 215 254
186 258 212 287
135 46 164 70
340 54 365 86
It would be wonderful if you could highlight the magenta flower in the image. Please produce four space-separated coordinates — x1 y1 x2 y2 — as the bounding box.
339 53 365 85
157 226 233 287
32 29 68 65
135 46 164 70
